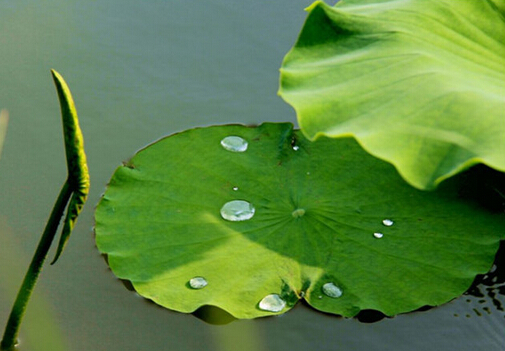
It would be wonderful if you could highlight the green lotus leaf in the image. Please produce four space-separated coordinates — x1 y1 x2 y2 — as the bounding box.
94 123 504 319
279 0 505 190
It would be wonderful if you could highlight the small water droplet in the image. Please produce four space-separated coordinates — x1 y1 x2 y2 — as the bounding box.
382 219 394 226
220 200 255 221
259 294 286 312
373 232 384 239
322 282 343 298
232 186 239 191
292 208 305 218
292 145 300 151
306 172 310 175
220 136 248 152
318 295 323 299
189 277 208 289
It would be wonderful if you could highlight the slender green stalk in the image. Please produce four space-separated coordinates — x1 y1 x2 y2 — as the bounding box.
1 70 89 350
1 182 72 350
0 109 8 159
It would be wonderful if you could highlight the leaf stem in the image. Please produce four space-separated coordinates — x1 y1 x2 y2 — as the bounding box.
1 181 73 350
1 70 88 350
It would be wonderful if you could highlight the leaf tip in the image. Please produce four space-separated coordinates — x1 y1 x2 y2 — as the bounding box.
304 0 323 12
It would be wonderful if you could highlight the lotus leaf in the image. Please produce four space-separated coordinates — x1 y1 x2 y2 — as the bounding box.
95 123 504 318
279 0 505 189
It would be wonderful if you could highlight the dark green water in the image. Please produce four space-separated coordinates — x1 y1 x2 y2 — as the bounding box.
1 1 503 350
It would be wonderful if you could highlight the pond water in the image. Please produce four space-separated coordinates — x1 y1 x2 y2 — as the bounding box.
1 1 504 350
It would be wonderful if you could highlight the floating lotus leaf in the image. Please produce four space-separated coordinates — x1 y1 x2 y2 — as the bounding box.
95 123 504 318
279 0 505 190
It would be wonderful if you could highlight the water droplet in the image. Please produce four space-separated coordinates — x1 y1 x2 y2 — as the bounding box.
259 294 286 312
220 200 255 221
232 186 239 191
322 282 343 298
189 277 208 289
220 136 248 152
373 232 384 239
306 172 310 175
292 145 300 151
382 219 394 226
292 208 306 218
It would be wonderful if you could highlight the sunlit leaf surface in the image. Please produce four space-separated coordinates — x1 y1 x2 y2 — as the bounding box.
279 0 505 189
95 123 504 318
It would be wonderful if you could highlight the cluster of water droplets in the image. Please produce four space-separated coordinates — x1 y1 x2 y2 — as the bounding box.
373 218 394 239
219 136 256 222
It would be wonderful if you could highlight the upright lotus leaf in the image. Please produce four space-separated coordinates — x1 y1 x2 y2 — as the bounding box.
1 70 89 351
95 123 504 319
50 69 90 264
279 0 505 190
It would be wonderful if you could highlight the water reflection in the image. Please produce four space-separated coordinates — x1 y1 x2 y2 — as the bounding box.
464 241 505 317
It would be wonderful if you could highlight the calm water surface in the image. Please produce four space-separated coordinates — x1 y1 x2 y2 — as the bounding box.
1 1 504 350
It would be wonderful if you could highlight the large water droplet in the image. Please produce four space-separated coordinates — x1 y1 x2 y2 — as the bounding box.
292 208 305 218
220 200 255 221
189 277 208 289
259 294 286 312
220 136 248 152
322 282 343 298
382 219 394 226
373 232 384 239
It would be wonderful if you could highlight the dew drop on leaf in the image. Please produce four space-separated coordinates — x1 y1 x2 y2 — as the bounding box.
374 232 384 239
220 200 255 221
189 277 208 289
322 282 343 298
382 219 394 226
258 294 286 312
292 145 300 151
232 186 239 191
220 136 248 152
